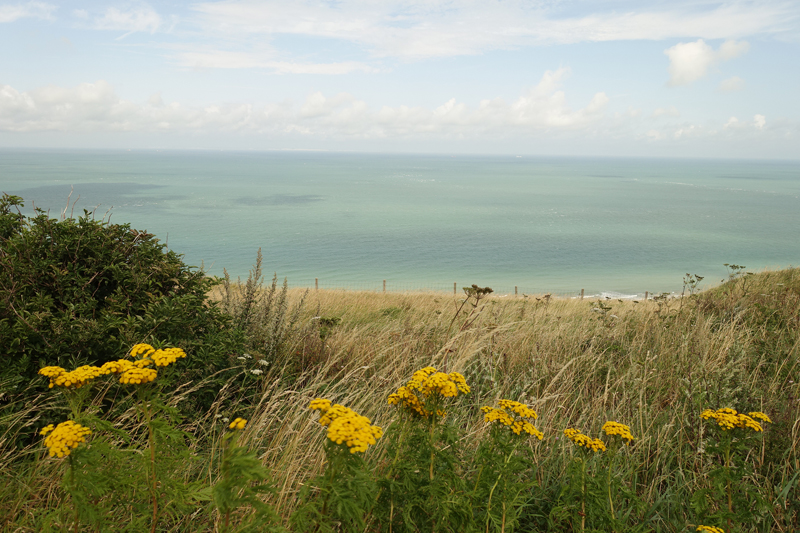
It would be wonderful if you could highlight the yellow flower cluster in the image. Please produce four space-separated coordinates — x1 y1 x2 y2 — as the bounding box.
119 367 158 385
696 526 724 533
309 398 383 453
229 418 247 430
481 400 544 439
151 347 187 367
39 365 103 389
700 408 771 432
37 344 186 388
97 357 156 385
564 428 606 452
748 411 772 424
40 420 91 458
498 399 538 419
387 367 470 417
602 420 635 444
130 343 156 358
128 344 186 367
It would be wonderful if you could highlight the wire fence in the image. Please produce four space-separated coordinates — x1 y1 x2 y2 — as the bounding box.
282 278 624 299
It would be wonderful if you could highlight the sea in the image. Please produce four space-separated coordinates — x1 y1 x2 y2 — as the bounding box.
1 149 798 298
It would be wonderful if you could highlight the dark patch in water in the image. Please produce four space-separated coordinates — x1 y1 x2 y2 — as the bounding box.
5 182 186 213
237 194 324 206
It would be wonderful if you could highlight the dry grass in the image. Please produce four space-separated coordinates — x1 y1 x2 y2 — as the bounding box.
3 270 799 530
217 272 798 524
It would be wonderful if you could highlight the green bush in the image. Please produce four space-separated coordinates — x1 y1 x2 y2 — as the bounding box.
0 194 243 404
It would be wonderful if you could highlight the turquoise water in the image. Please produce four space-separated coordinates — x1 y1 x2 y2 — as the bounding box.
1 149 798 296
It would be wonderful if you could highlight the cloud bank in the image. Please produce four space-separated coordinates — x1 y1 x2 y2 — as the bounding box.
0 70 610 137
187 1 794 61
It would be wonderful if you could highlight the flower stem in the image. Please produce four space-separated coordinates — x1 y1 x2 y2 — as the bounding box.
581 458 586 533
725 444 732 533
141 393 158 533
607 448 616 528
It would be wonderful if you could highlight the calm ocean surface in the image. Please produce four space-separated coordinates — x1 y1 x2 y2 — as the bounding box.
1 150 798 297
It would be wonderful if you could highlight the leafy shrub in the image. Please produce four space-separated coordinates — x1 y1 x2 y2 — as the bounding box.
0 194 243 405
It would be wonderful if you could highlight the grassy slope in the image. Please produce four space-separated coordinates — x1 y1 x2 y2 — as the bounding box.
248 271 798 524
3 269 799 530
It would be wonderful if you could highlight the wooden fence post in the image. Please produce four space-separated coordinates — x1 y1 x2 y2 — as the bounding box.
453 282 457 295
315 278 318 291
515 286 518 296
580 289 584 300
644 291 648 301
383 279 386 293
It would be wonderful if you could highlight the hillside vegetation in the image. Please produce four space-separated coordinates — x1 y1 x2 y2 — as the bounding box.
1 195 798 532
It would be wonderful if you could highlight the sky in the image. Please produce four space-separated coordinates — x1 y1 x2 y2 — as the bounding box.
1 0 799 158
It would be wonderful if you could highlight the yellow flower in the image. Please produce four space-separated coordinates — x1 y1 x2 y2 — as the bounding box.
42 420 91 458
119 367 157 385
602 420 635 444
39 424 55 436
229 418 247 430
38 366 67 389
748 411 772 424
696 526 725 533
498 399 537 419
388 367 470 417
700 408 768 432
38 366 65 378
309 399 382 453
564 428 606 452
482 401 544 439
49 365 104 389
100 359 134 374
309 398 332 412
151 347 187 367
130 343 156 358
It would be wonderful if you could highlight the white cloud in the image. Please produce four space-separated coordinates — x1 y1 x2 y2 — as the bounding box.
724 114 766 131
173 48 378 74
718 40 750 60
93 4 161 38
664 39 749 86
185 1 794 61
0 1 55 23
718 76 745 92
653 106 680 118
268 61 378 75
0 71 608 136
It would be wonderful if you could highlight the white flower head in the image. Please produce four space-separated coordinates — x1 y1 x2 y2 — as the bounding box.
250 369 263 375
258 360 269 366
